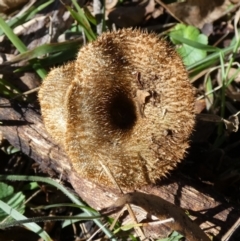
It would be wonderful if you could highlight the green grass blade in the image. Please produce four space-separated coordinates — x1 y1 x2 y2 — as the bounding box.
170 34 220 52
67 6 96 41
67 0 97 41
0 215 101 229
0 200 52 241
0 78 21 98
83 6 97 25
5 39 82 64
36 203 96 212
0 16 47 79
205 76 214 111
0 175 116 241
0 16 27 53
0 0 54 36
187 44 235 72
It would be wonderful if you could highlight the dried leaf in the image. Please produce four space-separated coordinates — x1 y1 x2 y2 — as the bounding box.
105 0 118 10
227 68 240 83
197 113 222 123
167 0 232 28
0 0 28 13
108 0 155 27
226 89 240 101
223 112 240 133
135 89 151 117
194 99 206 114
197 112 240 133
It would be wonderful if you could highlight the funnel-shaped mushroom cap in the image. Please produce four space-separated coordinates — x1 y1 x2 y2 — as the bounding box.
39 29 195 188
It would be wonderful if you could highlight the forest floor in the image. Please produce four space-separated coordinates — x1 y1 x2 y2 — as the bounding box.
1 0 240 241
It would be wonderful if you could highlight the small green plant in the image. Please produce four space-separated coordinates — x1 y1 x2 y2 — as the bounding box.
169 24 208 66
0 182 26 221
0 175 116 241
0 181 54 241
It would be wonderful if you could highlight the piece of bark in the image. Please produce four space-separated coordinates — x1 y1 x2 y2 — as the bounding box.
0 97 238 239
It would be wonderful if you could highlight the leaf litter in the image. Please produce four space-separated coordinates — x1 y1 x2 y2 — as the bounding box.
1 0 240 240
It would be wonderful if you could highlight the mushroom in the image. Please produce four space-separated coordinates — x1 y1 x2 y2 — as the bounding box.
39 29 195 189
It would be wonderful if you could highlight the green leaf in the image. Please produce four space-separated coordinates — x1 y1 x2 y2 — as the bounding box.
0 182 14 199
0 182 25 221
170 24 209 66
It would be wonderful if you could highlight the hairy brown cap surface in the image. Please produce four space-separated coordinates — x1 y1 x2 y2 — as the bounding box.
39 29 195 188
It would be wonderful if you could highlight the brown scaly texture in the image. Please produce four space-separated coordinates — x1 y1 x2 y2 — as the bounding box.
39 29 195 189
